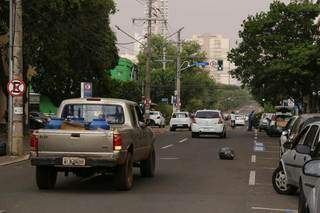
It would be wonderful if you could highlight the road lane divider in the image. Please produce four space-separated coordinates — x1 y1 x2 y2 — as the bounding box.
160 157 179 160
251 155 256 163
178 138 188 143
161 144 174 149
251 207 297 212
249 170 256 186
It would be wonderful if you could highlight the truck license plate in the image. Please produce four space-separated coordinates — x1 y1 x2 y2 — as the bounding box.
62 157 86 166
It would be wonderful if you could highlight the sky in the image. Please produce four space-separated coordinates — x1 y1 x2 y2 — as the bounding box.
111 0 290 54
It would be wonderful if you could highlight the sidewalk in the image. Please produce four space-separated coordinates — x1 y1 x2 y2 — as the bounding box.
0 132 31 166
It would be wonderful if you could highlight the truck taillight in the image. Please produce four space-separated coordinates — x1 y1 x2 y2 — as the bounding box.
113 133 122 151
30 134 38 151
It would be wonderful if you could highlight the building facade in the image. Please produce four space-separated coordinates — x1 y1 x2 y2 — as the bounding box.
144 0 169 36
192 34 240 85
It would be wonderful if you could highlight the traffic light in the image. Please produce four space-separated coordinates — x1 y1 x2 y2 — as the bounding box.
217 60 223 71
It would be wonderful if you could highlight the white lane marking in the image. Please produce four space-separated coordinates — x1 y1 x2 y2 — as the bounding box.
254 146 265 152
249 170 256 186
160 157 179 160
178 138 188 143
251 207 297 212
251 155 256 163
161 144 174 149
254 136 258 140
255 142 264 146
260 157 278 160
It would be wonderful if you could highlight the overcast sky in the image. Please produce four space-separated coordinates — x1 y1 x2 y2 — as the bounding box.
111 0 290 54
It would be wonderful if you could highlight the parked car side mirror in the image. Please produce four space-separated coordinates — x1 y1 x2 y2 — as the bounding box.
303 160 320 177
283 141 292 150
296 144 311 155
282 130 288 136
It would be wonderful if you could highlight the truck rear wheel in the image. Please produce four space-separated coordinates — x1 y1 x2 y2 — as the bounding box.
140 147 156 177
36 166 57 190
115 152 134 190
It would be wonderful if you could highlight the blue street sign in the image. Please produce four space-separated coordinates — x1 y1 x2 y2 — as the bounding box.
193 62 209 67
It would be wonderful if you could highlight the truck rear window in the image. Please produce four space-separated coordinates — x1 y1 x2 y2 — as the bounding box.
196 111 220 119
61 104 124 124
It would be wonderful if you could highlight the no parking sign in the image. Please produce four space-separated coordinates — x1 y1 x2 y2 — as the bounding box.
7 79 26 96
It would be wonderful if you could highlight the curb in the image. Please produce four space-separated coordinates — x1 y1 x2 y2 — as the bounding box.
0 154 30 166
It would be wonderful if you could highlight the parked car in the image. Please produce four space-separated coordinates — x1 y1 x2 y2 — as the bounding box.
149 111 166 128
280 114 320 157
266 113 292 137
235 114 245 126
258 113 274 131
191 110 226 138
30 98 155 191
29 111 48 129
272 122 320 195
299 160 320 213
169 112 191 131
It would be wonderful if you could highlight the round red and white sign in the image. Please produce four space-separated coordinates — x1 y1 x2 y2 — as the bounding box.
7 79 26 96
84 83 91 90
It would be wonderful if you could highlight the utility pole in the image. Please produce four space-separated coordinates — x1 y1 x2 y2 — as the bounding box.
176 27 184 112
144 0 152 120
8 0 24 156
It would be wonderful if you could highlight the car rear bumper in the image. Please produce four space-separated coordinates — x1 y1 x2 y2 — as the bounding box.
171 124 190 128
191 124 224 134
30 150 127 168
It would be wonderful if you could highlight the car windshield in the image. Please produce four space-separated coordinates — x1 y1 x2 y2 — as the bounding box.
196 111 219 119
61 104 124 124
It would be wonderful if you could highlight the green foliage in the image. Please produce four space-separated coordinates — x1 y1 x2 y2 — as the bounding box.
228 1 320 105
23 0 118 105
0 0 8 35
263 102 276 113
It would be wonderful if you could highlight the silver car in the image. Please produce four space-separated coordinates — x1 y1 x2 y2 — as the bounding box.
272 122 320 195
299 159 320 213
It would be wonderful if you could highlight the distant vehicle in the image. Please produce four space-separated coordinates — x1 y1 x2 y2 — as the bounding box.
299 160 320 213
235 115 245 126
149 111 166 128
169 112 191 131
191 110 226 138
280 114 320 157
30 98 155 191
258 113 274 131
29 111 48 129
272 122 320 195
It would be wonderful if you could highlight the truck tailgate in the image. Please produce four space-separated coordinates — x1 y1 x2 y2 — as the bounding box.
35 129 114 154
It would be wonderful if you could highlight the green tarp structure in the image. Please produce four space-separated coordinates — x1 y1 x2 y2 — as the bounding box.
40 96 58 115
111 57 135 81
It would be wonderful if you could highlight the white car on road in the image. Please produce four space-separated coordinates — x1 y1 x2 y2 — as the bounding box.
235 115 246 126
169 112 191 131
191 110 226 138
149 111 166 128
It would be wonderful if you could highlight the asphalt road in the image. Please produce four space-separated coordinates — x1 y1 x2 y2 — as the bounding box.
0 126 298 213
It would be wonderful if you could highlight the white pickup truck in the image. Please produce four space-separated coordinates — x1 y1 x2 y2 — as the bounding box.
30 98 155 191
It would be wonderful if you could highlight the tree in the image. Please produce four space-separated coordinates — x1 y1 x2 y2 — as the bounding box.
137 34 216 111
23 0 118 105
228 1 320 105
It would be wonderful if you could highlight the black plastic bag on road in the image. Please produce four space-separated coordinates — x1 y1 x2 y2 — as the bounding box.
219 147 235 160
